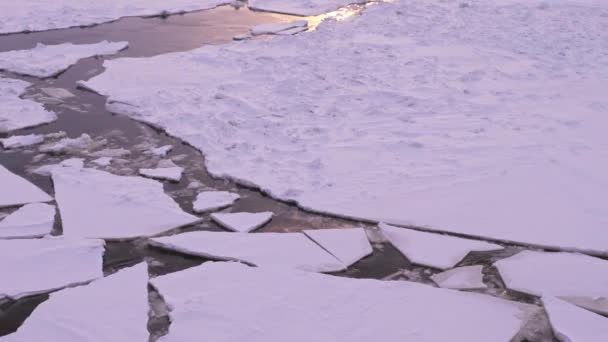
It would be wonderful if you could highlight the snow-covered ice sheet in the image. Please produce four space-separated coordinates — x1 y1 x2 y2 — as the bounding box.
81 0 608 255
542 296 608 342
0 163 52 208
151 262 532 342
210 212 273 232
139 166 183 182
3 263 149 342
0 134 44 149
0 0 233 34
251 20 308 36
431 265 487 290
149 231 345 272
248 0 367 16
0 237 104 300
193 191 240 213
52 167 200 239
32 157 84 176
380 223 502 270
303 227 372 267
0 78 57 133
0 203 55 239
0 41 128 78
495 251 608 315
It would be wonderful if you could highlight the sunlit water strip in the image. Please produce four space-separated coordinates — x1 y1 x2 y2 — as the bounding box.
306 0 395 31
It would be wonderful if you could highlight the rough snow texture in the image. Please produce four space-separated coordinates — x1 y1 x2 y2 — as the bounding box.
248 0 367 16
149 231 345 272
210 212 273 233
151 262 532 342
381 223 502 270
0 134 44 149
82 0 608 256
0 0 233 34
139 166 183 182
495 251 608 315
0 237 104 300
303 228 372 267
0 78 57 133
251 20 307 36
542 296 608 342
52 167 199 239
3 263 149 342
0 163 52 208
0 41 128 78
39 133 95 154
431 265 487 290
193 191 240 213
0 203 55 239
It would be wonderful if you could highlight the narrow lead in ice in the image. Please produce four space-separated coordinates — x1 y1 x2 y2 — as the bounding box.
52 167 200 239
0 163 52 208
303 228 372 267
0 134 44 149
210 212 273 233
542 296 608 342
0 203 55 239
0 78 57 133
2 263 149 342
431 265 487 290
192 191 240 213
248 0 367 16
251 20 308 36
139 166 184 182
380 223 502 270
0 237 104 300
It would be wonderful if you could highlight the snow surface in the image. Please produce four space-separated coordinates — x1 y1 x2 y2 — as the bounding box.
193 191 240 213
380 223 502 270
81 0 608 256
149 231 345 272
431 265 487 290
248 0 367 16
210 212 273 232
0 41 128 78
542 296 608 342
0 78 57 133
0 203 55 239
303 227 372 267
151 262 532 342
3 263 149 342
0 0 233 34
495 251 608 315
0 134 44 149
0 163 52 208
139 166 184 182
0 237 104 300
52 167 200 239
251 20 308 36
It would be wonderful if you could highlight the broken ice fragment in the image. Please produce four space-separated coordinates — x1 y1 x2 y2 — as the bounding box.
248 0 367 16
39 133 98 154
210 212 273 233
0 163 52 208
431 265 487 290
0 134 44 149
91 157 112 166
303 227 372 267
192 191 240 213
145 145 173 157
542 296 608 342
40 87 75 99
31 158 84 176
90 147 130 158
251 20 308 36
0 78 57 133
139 165 184 182
0 203 55 239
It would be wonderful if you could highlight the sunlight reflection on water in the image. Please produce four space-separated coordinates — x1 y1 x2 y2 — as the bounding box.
306 0 394 31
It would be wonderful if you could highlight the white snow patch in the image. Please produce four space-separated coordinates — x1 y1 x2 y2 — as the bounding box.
248 0 367 16
0 78 57 133
210 212 273 232
303 227 372 267
90 147 130 158
251 20 308 36
0 163 52 208
542 296 608 342
145 145 173 157
139 166 184 182
91 157 112 166
1 134 44 149
0 203 55 239
431 265 487 290
193 191 240 213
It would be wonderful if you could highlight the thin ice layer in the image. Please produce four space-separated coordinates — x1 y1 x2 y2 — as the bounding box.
193 191 240 213
149 231 345 272
542 296 608 342
380 223 502 270
248 0 367 16
0 41 128 78
251 20 308 36
3 263 149 342
151 262 532 342
495 251 608 315
0 134 44 149
303 228 372 267
431 265 487 290
210 212 273 233
0 78 57 133
52 167 200 239
0 237 104 300
0 203 55 239
0 163 52 208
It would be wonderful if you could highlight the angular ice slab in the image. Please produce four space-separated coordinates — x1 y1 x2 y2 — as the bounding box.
248 0 366 16
139 166 184 182
542 296 608 342
495 251 608 315
0 163 52 208
52 167 200 239
303 228 372 267
151 262 533 342
431 265 487 290
149 231 345 272
251 20 308 36
3 263 149 342
0 237 104 300
210 212 273 233
0 41 128 78
380 223 502 270
0 134 44 149
193 191 240 213
0 78 57 133
0 203 55 239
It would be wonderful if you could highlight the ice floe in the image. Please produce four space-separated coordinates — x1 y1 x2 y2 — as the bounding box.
0 134 44 149
0 237 104 300
210 212 273 232
431 265 487 290
495 251 608 315
0 78 57 133
145 145 173 157
151 262 534 342
303 228 372 267
149 231 345 272
248 0 366 16
192 191 240 213
0 163 52 208
0 203 55 239
52 167 199 239
91 157 112 166
2 263 149 342
0 41 128 78
542 296 608 342
39 133 98 154
31 158 84 176
251 20 308 36
380 223 502 270
81 0 608 255
40 87 75 99
139 166 183 182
